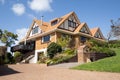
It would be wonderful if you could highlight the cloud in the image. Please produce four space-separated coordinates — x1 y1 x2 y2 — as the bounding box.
15 28 28 44
27 13 36 19
12 3 25 16
28 0 53 12
0 0 5 4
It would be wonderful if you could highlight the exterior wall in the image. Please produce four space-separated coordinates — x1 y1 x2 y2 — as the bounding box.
35 32 56 50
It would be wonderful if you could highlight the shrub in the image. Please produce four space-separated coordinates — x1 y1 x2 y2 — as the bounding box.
47 42 62 59
0 55 4 65
14 51 22 58
4 52 14 64
13 51 22 63
64 48 75 55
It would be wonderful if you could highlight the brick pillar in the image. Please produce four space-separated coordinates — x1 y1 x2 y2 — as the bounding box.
77 45 85 63
75 35 80 48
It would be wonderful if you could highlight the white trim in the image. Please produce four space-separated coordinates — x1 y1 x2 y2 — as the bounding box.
34 48 47 63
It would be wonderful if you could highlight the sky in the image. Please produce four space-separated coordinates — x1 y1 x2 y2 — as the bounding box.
0 0 120 44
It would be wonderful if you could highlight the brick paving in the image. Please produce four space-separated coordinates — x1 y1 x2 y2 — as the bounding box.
0 64 120 80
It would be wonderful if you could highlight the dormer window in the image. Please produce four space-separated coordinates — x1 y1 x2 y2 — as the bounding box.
51 19 58 26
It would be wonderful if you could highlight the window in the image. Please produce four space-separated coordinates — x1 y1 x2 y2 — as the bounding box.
80 36 87 43
68 20 76 28
32 26 39 35
42 35 50 42
80 26 89 34
51 20 58 26
95 32 102 39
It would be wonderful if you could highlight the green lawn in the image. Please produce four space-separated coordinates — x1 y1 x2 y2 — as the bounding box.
72 48 120 72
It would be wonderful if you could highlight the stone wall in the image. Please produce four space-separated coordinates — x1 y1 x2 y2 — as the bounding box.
90 53 108 61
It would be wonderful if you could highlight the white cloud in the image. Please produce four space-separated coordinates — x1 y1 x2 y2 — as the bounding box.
28 0 53 12
0 0 5 4
12 3 25 16
15 28 28 44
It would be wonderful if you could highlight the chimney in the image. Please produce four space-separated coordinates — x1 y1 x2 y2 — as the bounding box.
41 16 44 26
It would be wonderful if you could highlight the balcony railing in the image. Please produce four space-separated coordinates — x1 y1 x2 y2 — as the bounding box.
11 44 35 52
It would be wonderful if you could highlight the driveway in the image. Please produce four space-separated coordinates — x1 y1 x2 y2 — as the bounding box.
49 62 81 68
0 64 120 80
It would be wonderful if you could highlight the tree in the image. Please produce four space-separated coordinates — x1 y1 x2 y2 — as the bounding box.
47 42 62 59
0 29 2 39
0 30 18 47
4 52 14 64
108 18 120 41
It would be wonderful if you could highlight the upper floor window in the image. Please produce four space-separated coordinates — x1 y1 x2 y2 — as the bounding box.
68 20 76 28
51 20 58 26
95 32 102 39
32 27 39 35
80 26 89 34
42 35 50 43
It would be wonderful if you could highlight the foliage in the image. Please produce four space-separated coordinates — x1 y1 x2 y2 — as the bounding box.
107 18 120 40
0 55 4 65
37 53 48 64
0 29 2 39
90 47 116 57
14 51 22 58
108 40 120 48
46 54 76 65
0 30 18 47
13 51 22 63
63 48 76 55
47 42 62 59
86 39 116 57
4 52 14 64
57 35 71 49
72 48 120 73
0 46 7 56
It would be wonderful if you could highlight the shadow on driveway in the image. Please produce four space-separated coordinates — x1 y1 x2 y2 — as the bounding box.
0 65 20 76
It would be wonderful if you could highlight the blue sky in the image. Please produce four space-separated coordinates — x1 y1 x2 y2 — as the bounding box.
0 0 120 42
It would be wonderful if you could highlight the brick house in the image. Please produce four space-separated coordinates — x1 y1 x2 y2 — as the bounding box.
11 12 105 63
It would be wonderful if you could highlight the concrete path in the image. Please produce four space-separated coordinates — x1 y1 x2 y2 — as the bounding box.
0 64 120 80
49 62 81 68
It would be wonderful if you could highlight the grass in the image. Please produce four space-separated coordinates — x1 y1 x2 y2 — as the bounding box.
72 48 120 72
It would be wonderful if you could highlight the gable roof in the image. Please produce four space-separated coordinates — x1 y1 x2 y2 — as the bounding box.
52 11 81 29
20 11 105 42
90 27 105 39
24 12 81 39
75 23 92 36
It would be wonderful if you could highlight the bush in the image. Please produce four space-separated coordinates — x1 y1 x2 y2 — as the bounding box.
47 42 62 59
4 52 14 64
90 47 116 57
0 55 4 65
46 54 76 65
0 46 7 56
14 51 22 58
64 48 75 55
14 51 22 63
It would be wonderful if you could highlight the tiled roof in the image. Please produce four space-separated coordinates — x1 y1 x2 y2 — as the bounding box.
20 11 105 42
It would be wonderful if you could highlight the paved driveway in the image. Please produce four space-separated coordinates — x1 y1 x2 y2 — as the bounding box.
0 64 120 80
49 62 81 68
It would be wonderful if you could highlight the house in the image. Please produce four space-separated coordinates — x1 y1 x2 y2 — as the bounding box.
11 12 105 63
